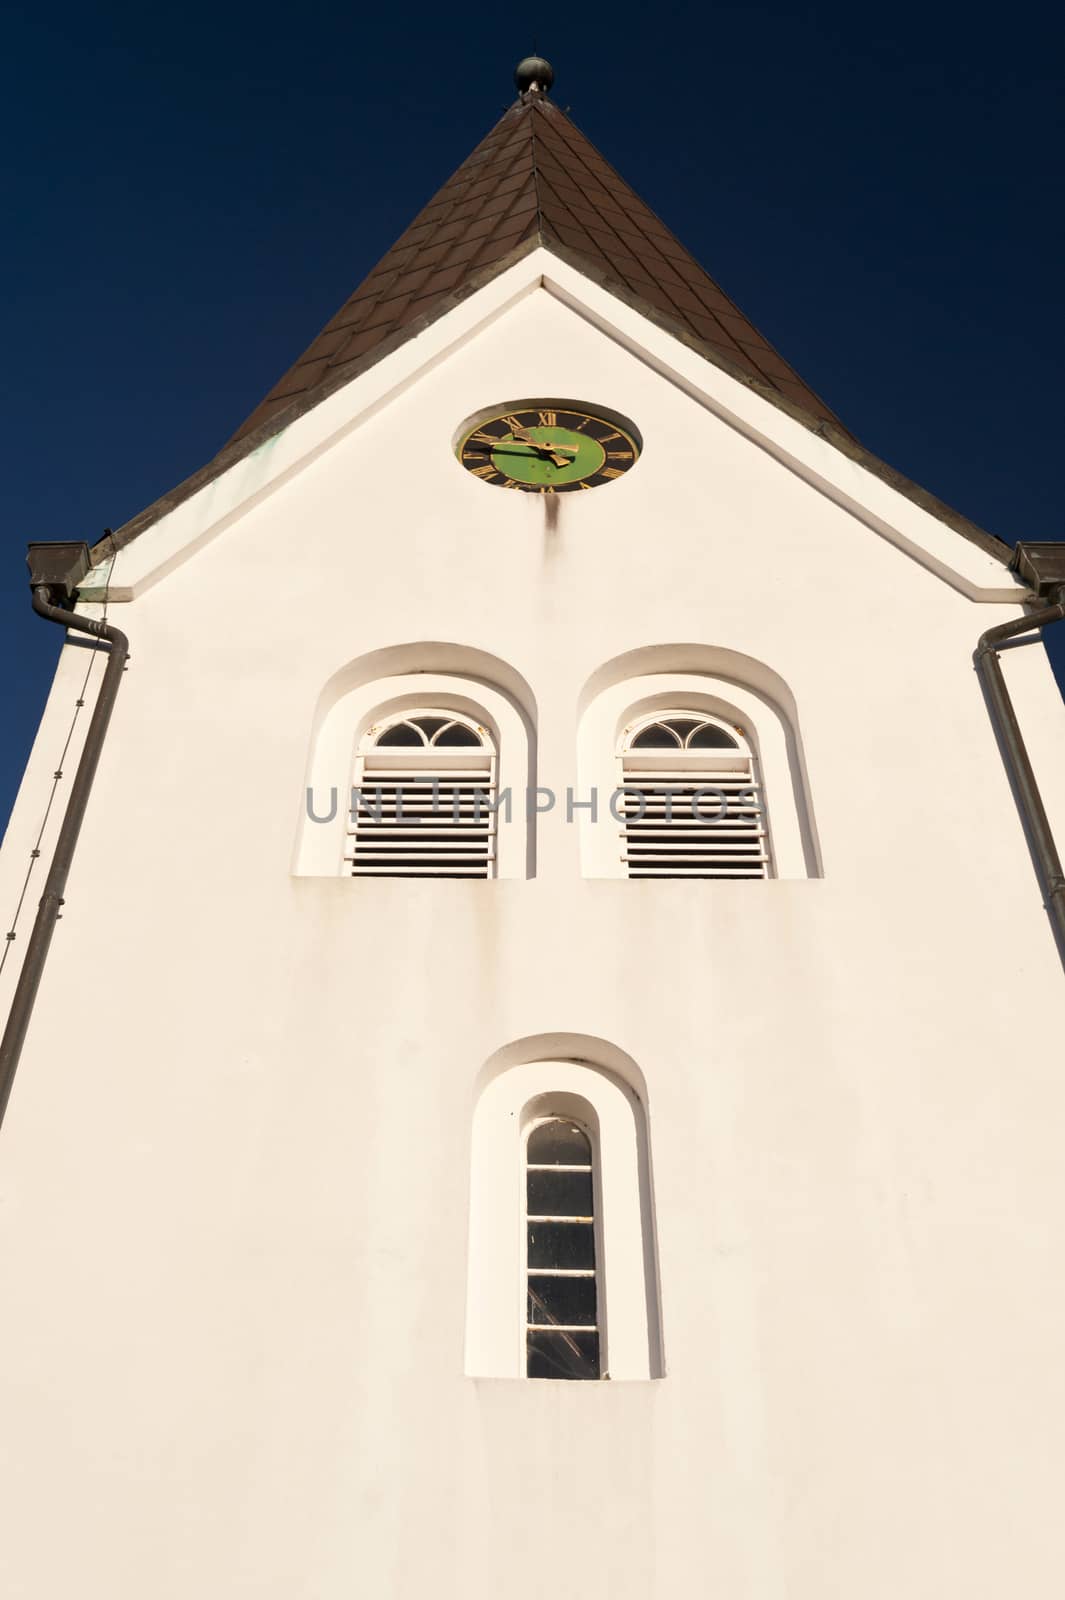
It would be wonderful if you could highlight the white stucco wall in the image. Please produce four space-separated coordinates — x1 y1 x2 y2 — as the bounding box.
1 272 1065 1599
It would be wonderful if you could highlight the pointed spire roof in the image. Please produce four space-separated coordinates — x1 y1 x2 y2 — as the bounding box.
231 87 846 444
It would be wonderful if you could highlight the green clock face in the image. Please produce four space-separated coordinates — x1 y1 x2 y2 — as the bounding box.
457 405 640 493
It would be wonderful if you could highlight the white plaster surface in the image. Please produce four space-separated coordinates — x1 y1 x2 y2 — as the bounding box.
1 280 1065 1598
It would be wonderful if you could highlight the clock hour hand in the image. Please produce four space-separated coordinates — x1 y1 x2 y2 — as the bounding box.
506 423 578 467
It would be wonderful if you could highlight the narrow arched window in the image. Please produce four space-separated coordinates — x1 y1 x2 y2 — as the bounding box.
525 1117 600 1379
467 1057 661 1379
346 711 497 878
618 711 769 878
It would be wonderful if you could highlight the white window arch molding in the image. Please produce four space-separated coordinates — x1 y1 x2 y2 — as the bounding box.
466 1058 663 1381
294 673 532 878
577 673 818 879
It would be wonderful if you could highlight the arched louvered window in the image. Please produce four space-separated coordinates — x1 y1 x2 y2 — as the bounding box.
345 711 497 878
525 1117 600 1380
618 711 769 878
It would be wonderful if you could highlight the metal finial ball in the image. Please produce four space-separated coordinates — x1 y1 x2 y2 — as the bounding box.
514 56 554 95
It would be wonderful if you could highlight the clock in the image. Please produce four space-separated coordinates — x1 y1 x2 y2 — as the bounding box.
456 404 640 493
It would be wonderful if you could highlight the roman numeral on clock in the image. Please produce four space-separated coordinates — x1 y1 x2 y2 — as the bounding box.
470 464 499 480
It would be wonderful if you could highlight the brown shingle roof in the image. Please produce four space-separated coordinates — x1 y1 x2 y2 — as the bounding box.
230 91 845 444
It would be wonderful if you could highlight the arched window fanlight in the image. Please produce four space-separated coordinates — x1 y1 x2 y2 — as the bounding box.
525 1117 600 1380
618 711 769 878
363 716 485 749
346 712 497 878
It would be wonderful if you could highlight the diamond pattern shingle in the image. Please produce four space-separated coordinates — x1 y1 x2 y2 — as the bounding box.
230 91 846 442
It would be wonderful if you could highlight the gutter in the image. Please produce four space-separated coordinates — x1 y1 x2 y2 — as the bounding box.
975 541 1065 965
0 544 129 1133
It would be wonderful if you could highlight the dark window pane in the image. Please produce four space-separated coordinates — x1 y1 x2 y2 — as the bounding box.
373 722 423 746
688 723 739 748
630 722 680 748
527 1275 597 1327
662 718 700 741
527 1120 591 1165
527 1168 593 1217
526 1330 600 1380
434 723 482 746
527 1221 595 1270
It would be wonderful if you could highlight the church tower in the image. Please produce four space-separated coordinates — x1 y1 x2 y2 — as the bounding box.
2 58 1065 1598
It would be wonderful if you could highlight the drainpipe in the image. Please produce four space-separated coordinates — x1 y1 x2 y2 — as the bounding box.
975 541 1065 963
0 543 129 1133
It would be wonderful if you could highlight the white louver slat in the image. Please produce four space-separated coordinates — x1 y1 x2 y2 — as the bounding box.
619 716 769 880
347 715 496 879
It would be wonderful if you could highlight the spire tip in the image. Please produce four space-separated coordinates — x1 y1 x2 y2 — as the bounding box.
514 56 554 97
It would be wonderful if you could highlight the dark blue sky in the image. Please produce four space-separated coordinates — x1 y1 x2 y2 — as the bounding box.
1 1 1062 835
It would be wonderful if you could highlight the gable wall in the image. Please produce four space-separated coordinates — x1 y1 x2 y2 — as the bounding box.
1 285 1064 1598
